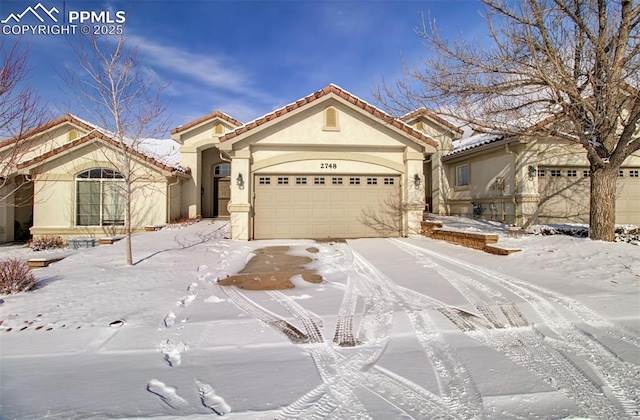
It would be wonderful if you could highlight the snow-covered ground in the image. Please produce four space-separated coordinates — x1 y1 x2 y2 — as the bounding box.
0 218 638 419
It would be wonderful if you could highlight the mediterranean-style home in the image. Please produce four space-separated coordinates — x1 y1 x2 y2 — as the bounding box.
0 84 638 243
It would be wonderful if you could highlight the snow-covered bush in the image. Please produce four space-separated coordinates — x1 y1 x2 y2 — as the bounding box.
526 224 639 244
28 236 65 251
0 258 36 295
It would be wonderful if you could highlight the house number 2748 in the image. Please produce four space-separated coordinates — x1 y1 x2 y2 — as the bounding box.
320 163 337 169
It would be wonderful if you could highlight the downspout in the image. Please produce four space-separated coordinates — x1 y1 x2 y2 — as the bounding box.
166 174 181 223
505 143 519 225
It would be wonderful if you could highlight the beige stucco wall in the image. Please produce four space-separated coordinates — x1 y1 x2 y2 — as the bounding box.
444 146 517 223
443 138 640 226
27 141 170 240
220 97 436 240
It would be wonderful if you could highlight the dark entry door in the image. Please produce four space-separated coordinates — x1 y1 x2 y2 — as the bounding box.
214 178 231 217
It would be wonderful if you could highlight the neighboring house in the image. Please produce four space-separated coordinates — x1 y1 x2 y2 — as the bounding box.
0 84 638 243
0 114 188 243
439 132 640 226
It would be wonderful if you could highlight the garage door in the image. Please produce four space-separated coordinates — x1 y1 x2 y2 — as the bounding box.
253 175 401 239
616 169 640 224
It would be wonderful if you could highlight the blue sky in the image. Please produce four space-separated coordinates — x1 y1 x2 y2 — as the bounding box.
1 0 488 135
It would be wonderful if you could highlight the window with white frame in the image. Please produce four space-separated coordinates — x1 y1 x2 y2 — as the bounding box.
76 168 125 226
455 165 470 187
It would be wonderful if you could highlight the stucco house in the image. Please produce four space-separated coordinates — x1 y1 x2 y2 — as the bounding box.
0 114 187 243
440 131 640 227
0 84 638 243
171 84 443 240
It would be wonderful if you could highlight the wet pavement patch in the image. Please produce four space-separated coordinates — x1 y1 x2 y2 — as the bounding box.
218 246 323 290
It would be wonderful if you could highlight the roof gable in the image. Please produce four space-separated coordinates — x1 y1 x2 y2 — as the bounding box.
0 114 95 150
401 108 464 135
13 118 186 174
219 85 438 149
170 110 242 138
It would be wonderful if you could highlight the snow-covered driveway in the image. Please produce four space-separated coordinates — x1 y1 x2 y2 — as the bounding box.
1 221 638 419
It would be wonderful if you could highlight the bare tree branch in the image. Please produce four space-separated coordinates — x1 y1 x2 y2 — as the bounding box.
62 34 171 265
376 0 639 241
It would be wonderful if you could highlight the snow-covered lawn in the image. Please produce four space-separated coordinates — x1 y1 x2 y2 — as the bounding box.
0 218 638 419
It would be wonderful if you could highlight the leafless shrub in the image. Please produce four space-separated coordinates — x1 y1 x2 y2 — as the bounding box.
28 236 65 251
165 216 200 230
0 258 36 294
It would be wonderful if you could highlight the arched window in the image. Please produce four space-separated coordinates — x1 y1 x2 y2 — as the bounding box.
76 168 125 226
323 107 339 131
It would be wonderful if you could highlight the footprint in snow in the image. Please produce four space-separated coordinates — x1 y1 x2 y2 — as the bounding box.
159 340 188 367
196 379 231 415
146 379 189 409
187 282 198 293
178 294 196 307
164 312 176 328
197 272 213 282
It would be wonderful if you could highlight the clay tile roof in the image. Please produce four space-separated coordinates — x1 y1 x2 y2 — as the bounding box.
401 108 464 135
219 84 438 148
170 110 242 135
0 113 96 149
16 126 188 174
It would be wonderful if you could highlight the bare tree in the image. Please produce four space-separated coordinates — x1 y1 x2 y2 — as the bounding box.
63 35 169 265
0 40 47 202
377 0 639 241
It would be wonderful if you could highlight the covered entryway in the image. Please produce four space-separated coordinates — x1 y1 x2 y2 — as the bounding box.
253 174 401 239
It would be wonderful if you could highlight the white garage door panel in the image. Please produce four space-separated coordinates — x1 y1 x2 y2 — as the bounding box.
254 175 401 239
616 175 640 224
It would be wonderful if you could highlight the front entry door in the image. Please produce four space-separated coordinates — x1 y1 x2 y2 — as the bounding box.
214 177 231 217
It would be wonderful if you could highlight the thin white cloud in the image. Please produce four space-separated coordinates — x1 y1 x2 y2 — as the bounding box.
128 34 248 93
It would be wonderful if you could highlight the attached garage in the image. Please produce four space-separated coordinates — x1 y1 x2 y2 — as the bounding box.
537 167 640 225
218 85 438 241
253 174 401 239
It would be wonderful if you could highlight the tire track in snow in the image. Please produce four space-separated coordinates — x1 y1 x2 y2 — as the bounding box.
221 285 371 419
220 286 310 343
278 244 462 419
390 238 639 418
334 247 477 418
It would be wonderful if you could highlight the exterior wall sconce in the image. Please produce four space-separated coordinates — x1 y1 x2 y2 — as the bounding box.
414 173 421 188
236 173 244 189
527 165 537 179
